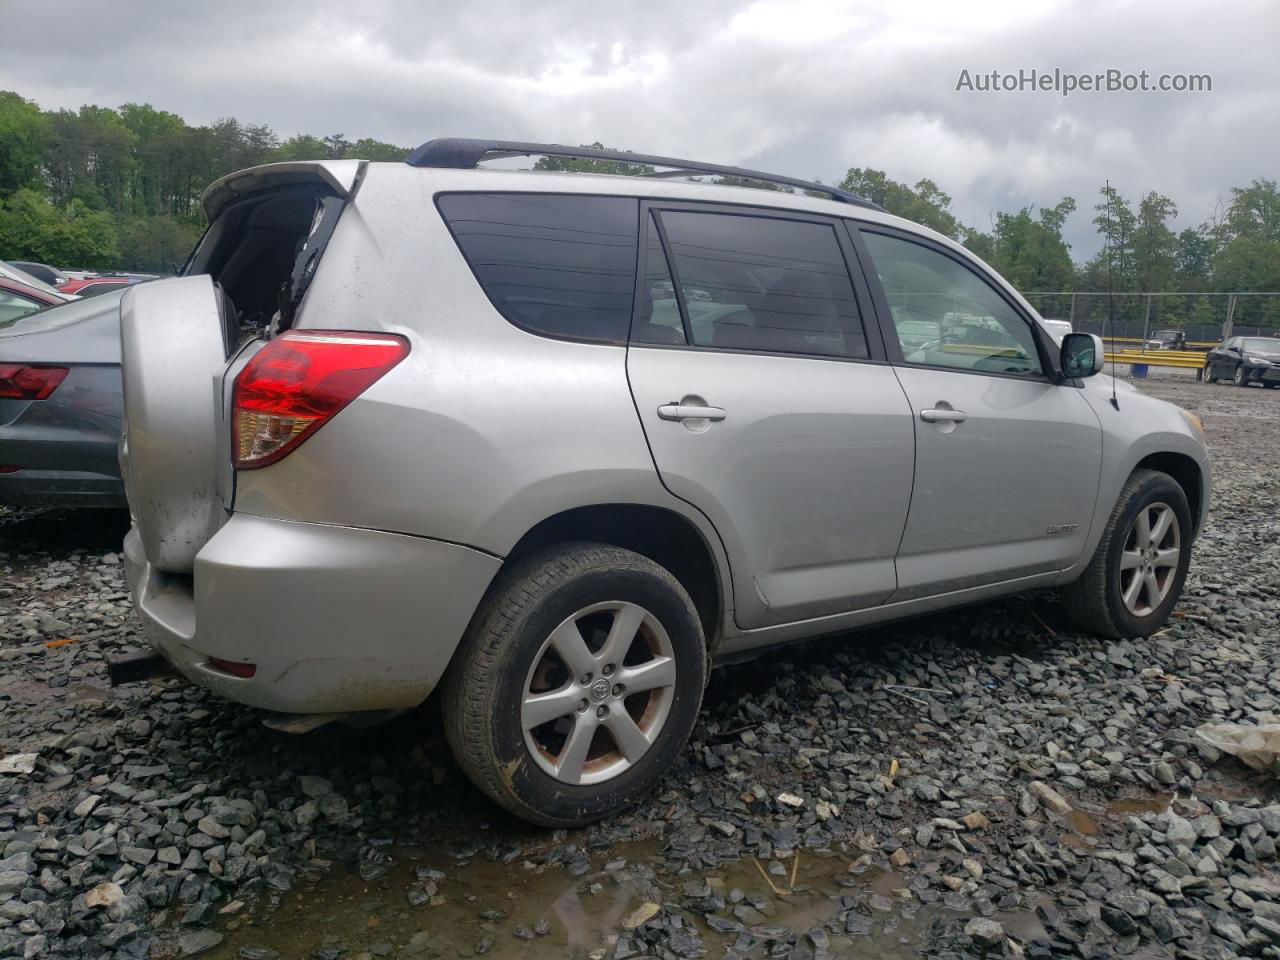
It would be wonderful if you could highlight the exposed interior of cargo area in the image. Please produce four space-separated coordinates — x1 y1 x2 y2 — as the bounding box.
187 160 363 347
117 158 501 718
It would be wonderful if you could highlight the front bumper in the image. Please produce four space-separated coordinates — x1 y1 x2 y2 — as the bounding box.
123 513 501 714
1248 364 1280 383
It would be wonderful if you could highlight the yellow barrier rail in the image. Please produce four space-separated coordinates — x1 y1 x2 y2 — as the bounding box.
1099 336 1216 350
1105 351 1205 369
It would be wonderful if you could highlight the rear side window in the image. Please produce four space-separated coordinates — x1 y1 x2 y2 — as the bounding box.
655 210 867 359
437 194 639 344
0 291 42 327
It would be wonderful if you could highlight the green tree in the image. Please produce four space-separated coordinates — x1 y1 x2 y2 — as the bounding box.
532 142 655 176
0 188 119 267
346 138 409 161
116 215 203 272
270 134 334 162
1087 184 1137 289
0 92 46 195
839 168 961 239
979 198 1077 291
1132 192 1179 291
1175 228 1214 289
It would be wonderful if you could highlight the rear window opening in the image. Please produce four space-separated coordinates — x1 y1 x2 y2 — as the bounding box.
183 185 346 346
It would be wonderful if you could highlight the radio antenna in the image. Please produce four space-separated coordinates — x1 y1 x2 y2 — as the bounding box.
1105 180 1120 410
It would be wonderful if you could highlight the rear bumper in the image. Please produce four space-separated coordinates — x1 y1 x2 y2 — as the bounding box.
123 513 501 714
0 390 124 508
0 469 126 509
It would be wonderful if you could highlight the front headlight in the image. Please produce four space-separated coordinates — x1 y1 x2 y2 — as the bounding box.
1179 408 1205 439
1246 355 1273 365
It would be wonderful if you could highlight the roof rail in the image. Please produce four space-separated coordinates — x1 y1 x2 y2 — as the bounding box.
404 138 884 211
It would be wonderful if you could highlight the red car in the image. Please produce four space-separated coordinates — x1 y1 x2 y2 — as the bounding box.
0 277 66 326
59 276 133 298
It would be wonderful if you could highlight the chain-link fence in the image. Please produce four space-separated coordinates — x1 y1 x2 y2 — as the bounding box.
1021 292 1280 344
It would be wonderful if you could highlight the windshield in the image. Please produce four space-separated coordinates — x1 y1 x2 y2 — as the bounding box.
1243 338 1280 353
0 260 71 299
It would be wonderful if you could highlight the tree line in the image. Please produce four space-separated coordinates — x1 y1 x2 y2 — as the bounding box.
0 91 407 274
0 92 1275 326
841 170 1280 328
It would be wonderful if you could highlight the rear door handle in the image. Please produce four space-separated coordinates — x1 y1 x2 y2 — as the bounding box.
920 408 966 423
658 403 727 422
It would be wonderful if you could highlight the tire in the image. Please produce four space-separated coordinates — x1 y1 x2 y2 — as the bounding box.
1234 364 1248 387
1202 364 1215 384
442 542 707 827
1061 469 1193 640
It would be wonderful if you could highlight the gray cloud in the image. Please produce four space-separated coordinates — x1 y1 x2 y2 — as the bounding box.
1 0 1275 261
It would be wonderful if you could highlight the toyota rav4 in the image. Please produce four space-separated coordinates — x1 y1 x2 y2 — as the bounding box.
117 140 1211 827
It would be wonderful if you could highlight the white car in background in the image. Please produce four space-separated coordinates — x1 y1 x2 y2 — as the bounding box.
1041 318 1073 343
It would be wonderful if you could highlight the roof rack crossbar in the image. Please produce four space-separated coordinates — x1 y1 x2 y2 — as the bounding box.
403 138 883 211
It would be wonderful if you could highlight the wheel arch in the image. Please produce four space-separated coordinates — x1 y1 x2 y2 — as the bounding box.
503 503 728 649
1133 452 1205 536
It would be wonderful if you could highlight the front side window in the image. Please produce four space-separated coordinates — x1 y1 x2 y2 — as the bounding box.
656 210 867 359
437 193 639 344
861 231 1042 377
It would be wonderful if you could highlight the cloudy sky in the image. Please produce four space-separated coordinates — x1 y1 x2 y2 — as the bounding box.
2 0 1276 258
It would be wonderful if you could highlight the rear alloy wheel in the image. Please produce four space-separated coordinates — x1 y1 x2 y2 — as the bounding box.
1234 364 1249 386
443 543 706 827
1061 469 1193 639
521 600 676 785
1202 363 1216 384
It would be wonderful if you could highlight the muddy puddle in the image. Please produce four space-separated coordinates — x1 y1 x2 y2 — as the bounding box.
204 837 1042 959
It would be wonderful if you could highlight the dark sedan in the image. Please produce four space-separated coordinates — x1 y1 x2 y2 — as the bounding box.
0 289 127 507
1203 336 1280 387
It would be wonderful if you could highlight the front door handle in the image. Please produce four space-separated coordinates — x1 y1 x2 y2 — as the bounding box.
920 407 967 423
658 403 727 422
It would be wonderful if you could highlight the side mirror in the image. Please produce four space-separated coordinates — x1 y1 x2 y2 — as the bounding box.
1061 332 1105 379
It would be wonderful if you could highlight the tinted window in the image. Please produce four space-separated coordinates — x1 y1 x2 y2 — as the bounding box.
438 194 638 343
657 211 866 359
77 282 130 298
634 213 686 345
862 231 1042 377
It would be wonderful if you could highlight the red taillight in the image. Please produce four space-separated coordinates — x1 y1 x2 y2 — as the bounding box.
0 466 20 474
0 365 69 400
207 657 256 678
232 331 409 469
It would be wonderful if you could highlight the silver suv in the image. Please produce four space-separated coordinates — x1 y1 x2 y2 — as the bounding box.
117 140 1210 827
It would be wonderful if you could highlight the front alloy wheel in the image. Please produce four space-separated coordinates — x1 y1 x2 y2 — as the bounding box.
1117 503 1181 617
1235 364 1248 386
1061 468 1193 639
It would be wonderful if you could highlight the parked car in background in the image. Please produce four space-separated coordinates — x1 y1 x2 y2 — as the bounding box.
1203 336 1280 387
1144 328 1187 350
60 276 135 298
9 262 69 287
115 140 1211 827
0 260 73 301
0 277 67 326
0 289 127 507
1041 318 1073 342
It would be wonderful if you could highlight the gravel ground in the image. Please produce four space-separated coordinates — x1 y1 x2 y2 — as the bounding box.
0 376 1277 960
